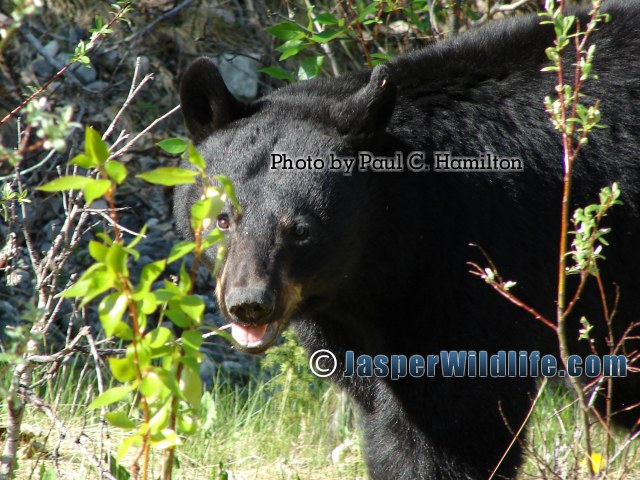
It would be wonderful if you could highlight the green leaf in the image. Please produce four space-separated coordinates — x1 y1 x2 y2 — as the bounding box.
82 271 115 306
213 244 226 275
202 228 224 250
311 29 343 43
59 264 114 304
193 192 226 232
165 307 191 328
315 13 338 25
357 2 378 21
89 240 109 262
105 412 138 429
187 142 206 171
138 260 166 292
105 160 127 184
141 371 166 400
85 126 110 164
298 56 325 81
84 179 111 204
154 289 177 302
157 138 187 155
99 292 128 337
156 369 183 398
181 330 203 355
150 429 180 449
148 402 170 434
177 414 196 435
137 291 159 315
168 241 195 263
266 22 305 41
136 167 198 186
370 52 393 60
149 327 174 349
105 243 129 276
38 176 94 192
259 66 294 81
179 261 192 294
88 384 135 409
109 356 137 382
279 43 305 61
180 364 202 409
180 296 205 323
129 342 151 371
213 175 241 212
70 152 97 169
117 434 142 461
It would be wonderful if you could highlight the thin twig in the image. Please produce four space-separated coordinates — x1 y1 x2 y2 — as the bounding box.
111 105 181 159
0 3 131 126
303 0 341 76
488 378 549 480
126 0 194 41
490 0 532 15
103 58 154 141
22 388 118 480
20 29 83 85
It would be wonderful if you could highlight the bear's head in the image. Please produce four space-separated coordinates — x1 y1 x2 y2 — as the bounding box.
176 57 396 353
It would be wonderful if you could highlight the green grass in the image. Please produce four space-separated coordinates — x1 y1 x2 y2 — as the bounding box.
176 372 364 479
518 380 640 479
2 354 638 480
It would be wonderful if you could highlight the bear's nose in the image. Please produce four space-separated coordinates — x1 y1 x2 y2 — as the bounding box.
225 288 275 324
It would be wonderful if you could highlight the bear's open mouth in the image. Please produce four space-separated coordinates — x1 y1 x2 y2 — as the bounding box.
230 320 282 353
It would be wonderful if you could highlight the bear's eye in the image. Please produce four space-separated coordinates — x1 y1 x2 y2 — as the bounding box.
217 214 230 231
293 223 309 239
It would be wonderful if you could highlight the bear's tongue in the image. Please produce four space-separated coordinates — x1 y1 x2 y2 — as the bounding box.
231 323 269 347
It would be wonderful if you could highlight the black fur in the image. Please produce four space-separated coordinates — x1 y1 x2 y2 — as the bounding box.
176 2 640 478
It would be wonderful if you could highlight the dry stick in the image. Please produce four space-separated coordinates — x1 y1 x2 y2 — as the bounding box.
0 167 48 480
90 209 147 238
339 0 372 68
1 49 167 480
0 2 131 127
21 388 119 480
554 2 605 471
488 378 549 480
27 328 89 366
126 0 194 41
428 0 441 38
111 105 181 159
103 58 153 141
467 260 557 332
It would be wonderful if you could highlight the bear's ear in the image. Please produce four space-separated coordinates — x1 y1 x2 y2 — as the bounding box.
331 64 396 145
180 57 248 144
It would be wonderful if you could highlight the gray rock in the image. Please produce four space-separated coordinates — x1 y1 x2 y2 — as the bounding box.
200 356 217 390
214 53 260 99
0 300 20 329
44 40 60 57
86 80 109 92
97 50 119 72
213 7 236 24
74 63 97 84
33 59 55 78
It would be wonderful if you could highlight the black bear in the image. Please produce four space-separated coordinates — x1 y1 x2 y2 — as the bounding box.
175 1 640 478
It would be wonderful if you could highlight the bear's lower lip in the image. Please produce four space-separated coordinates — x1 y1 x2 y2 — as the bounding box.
230 320 281 353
